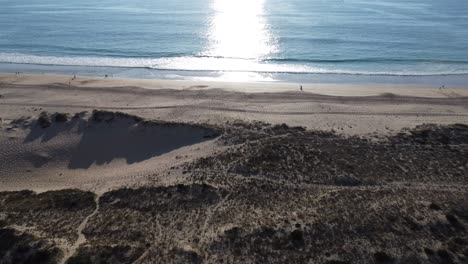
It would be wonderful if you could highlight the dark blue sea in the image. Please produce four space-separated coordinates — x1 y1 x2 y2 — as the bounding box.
1 0 468 85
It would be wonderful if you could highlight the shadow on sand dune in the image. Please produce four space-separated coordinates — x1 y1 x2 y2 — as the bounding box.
67 119 217 169
22 111 220 169
23 113 87 143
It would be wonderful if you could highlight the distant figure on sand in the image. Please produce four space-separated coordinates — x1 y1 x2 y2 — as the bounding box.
300 85 303 91
105 74 108 78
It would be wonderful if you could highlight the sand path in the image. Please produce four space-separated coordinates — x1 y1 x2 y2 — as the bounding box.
59 194 101 264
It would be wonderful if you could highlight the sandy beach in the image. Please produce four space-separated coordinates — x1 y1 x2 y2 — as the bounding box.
1 73 468 263
2 73 468 136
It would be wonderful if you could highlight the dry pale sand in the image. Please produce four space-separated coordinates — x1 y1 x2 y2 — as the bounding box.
1 73 468 132
0 73 467 193
1 73 468 264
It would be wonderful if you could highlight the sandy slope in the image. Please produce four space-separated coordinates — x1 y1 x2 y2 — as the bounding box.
0 111 220 193
0 74 468 193
1 118 467 264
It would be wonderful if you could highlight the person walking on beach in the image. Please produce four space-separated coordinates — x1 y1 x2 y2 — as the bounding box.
300 85 303 91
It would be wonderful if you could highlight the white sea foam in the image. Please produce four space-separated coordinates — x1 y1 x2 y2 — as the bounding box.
0 53 467 76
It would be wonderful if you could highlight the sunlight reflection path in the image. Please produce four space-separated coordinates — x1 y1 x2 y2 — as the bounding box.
200 0 278 82
205 0 277 59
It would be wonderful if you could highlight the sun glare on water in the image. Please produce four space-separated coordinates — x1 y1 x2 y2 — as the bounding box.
205 0 276 60
198 0 278 81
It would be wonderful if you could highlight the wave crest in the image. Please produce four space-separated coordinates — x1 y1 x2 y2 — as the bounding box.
0 53 467 76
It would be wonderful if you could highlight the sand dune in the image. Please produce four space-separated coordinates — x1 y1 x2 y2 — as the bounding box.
0 110 220 192
1 116 467 264
0 75 467 263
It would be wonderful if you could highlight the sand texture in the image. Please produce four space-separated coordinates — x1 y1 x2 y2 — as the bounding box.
0 74 467 263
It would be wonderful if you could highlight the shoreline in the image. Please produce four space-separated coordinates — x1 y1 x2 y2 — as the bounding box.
2 61 468 88
1 73 468 98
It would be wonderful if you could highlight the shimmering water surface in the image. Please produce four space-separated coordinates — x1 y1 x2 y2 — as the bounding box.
1 0 468 84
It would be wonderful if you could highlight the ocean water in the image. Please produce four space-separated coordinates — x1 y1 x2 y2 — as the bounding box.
1 0 468 85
